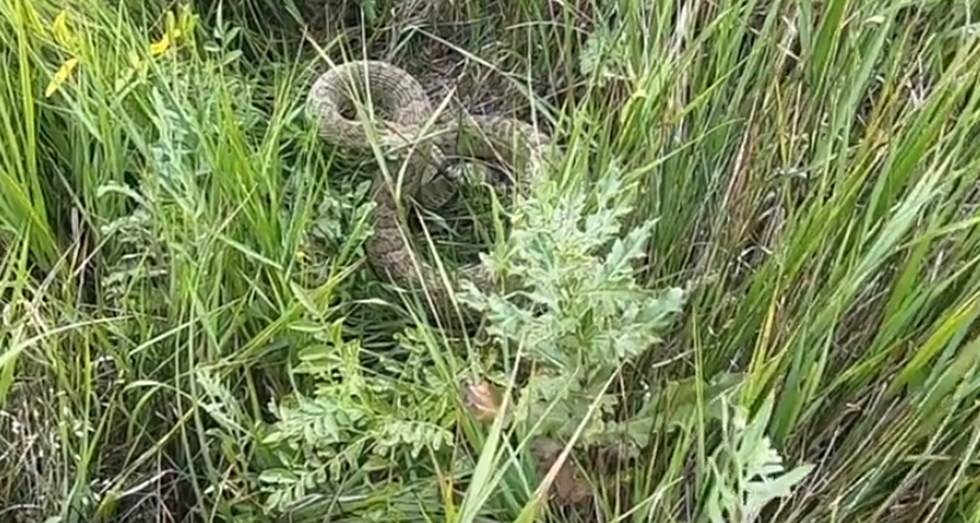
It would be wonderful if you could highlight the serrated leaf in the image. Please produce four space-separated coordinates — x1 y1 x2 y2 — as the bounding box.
742 465 814 520
601 221 653 281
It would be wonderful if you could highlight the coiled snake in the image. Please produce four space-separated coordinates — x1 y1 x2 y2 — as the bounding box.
307 60 551 307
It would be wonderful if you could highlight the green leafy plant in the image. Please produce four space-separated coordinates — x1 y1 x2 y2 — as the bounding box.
257 320 457 512
460 160 687 450
704 393 814 523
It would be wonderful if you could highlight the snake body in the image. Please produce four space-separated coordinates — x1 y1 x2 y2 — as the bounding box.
307 60 550 306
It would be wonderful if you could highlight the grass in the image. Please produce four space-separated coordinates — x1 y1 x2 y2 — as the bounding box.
2 0 980 521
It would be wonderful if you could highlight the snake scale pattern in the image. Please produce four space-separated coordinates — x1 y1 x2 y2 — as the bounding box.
307 60 551 306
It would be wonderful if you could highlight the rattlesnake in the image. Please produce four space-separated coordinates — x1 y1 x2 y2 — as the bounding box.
307 60 551 306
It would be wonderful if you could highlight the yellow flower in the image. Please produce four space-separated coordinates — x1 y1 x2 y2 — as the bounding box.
44 10 80 98
149 7 196 56
52 10 74 49
149 29 181 56
45 57 78 98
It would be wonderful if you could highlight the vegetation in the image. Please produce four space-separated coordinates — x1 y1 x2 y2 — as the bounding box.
2 0 980 521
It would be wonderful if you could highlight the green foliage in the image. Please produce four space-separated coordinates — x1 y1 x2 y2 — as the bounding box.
3 0 980 522
461 161 687 448
257 320 457 512
705 393 814 523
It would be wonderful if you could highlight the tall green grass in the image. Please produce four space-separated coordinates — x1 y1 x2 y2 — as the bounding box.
2 0 980 522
